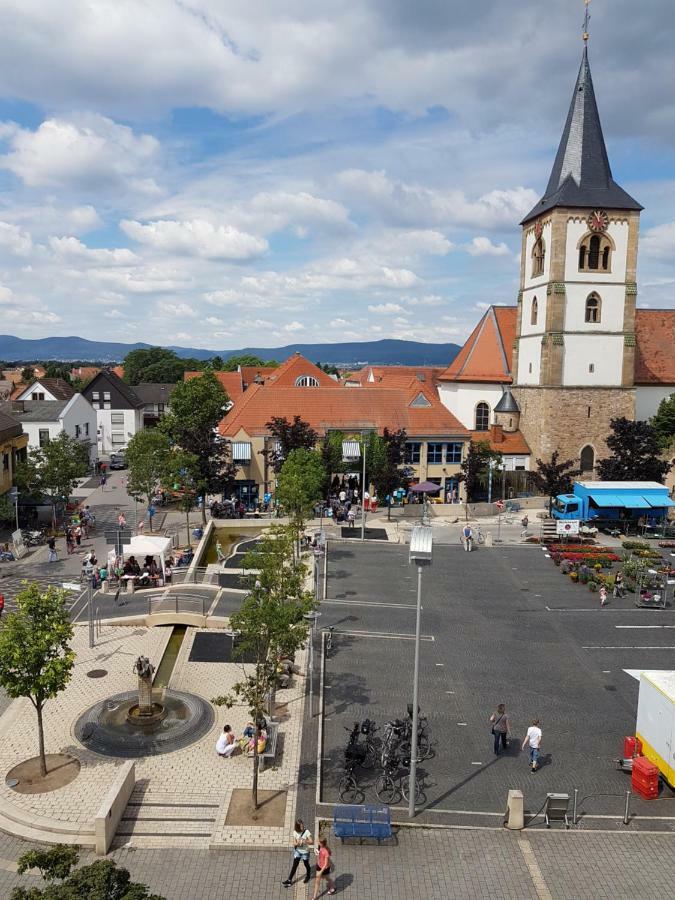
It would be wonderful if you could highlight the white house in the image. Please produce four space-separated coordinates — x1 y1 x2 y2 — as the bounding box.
81 370 145 456
15 378 76 404
10 394 98 463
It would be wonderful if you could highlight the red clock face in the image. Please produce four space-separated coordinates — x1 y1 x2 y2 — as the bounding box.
587 210 609 233
534 220 543 240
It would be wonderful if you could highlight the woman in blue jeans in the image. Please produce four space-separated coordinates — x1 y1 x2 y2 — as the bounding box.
489 704 510 755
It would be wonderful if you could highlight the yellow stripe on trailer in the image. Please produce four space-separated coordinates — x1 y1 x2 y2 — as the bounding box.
636 732 675 788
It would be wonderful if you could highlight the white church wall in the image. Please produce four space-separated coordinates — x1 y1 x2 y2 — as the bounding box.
519 287 547 337
564 283 626 332
523 220 552 290
562 334 624 386
564 217 629 283
516 336 541 384
437 381 506 431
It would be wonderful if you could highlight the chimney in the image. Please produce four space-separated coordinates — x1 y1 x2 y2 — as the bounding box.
491 424 504 444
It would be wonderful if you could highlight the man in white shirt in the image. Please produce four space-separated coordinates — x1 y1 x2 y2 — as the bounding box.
216 725 237 758
521 718 542 771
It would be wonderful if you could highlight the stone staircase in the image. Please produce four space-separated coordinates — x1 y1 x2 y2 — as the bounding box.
113 790 220 848
539 516 557 543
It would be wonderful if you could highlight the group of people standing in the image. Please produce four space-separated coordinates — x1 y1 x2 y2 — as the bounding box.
489 704 543 772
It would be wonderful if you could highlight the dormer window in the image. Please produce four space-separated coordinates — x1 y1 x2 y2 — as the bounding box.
295 375 319 387
530 297 538 326
531 237 545 277
578 232 612 272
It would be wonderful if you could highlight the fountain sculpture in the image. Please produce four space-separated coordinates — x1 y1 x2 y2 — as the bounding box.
126 655 166 726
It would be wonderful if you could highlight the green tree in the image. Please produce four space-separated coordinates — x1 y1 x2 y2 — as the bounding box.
276 448 326 543
0 495 14 526
531 452 580 514
651 393 675 450
21 366 35 384
212 525 312 813
12 845 165 900
460 440 503 502
209 355 225 370
597 417 671 483
263 416 320 474
125 430 172 532
222 354 279 372
123 347 195 385
0 584 74 778
164 449 200 543
17 432 89 526
367 428 410 519
43 362 72 382
161 372 237 523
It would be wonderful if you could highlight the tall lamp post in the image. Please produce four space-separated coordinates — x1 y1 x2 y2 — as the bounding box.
342 438 367 541
303 610 321 718
408 524 432 818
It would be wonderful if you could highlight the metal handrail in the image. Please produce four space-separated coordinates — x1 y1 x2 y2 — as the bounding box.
147 594 206 616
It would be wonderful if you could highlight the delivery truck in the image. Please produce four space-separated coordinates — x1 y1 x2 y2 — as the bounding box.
636 671 675 788
551 480 674 525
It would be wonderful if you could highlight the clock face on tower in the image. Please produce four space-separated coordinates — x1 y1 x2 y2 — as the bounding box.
587 209 609 233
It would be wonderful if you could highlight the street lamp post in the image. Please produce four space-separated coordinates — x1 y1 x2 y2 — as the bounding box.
408 524 433 818
303 611 321 718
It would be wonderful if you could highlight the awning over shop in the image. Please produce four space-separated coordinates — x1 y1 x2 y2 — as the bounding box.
231 441 252 462
623 496 652 509
589 493 626 507
643 495 675 508
342 440 361 460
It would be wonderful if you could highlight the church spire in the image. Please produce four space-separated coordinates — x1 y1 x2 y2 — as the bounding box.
522 43 642 223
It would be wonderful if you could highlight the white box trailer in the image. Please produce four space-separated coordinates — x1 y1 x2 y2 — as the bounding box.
636 671 675 788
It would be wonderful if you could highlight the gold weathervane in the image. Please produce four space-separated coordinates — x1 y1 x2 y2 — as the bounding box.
583 0 591 42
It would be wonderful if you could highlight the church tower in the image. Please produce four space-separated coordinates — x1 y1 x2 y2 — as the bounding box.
512 32 642 474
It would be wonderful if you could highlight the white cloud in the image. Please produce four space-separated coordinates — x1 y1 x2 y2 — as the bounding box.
249 191 352 235
49 236 138 265
0 221 32 256
160 302 198 318
120 218 268 260
466 236 510 257
205 315 225 326
103 309 125 319
0 283 14 303
641 222 675 260
2 308 61 324
283 320 305 332
0 113 160 192
368 302 404 314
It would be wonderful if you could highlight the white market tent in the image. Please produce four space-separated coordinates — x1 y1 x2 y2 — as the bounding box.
122 535 173 582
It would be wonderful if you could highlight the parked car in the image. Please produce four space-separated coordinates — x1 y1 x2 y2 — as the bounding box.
109 452 126 470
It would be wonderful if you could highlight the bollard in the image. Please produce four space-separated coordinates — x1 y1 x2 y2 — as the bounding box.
623 789 631 825
504 789 524 830
573 788 578 825
485 531 493 547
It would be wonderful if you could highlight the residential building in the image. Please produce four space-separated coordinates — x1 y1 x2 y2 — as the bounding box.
9 394 97 463
0 411 28 498
133 383 175 428
81 370 144 456
70 366 101 384
15 378 75 403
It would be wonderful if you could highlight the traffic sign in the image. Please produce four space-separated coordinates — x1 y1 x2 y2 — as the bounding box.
495 500 505 511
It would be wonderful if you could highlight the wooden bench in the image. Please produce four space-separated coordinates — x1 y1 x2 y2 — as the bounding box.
259 721 280 771
333 804 392 843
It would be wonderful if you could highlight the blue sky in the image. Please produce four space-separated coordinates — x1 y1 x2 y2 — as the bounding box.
0 0 673 351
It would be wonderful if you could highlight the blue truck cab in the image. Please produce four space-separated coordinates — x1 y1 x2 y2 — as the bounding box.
552 481 675 524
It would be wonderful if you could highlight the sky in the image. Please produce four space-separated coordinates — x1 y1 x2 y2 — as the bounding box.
0 0 674 352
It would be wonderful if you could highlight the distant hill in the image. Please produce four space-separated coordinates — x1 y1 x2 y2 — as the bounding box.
0 335 460 367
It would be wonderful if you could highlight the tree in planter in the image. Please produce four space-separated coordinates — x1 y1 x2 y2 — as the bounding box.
0 584 74 778
263 416 320 475
531 452 580 514
651 393 675 450
12 844 165 900
161 372 236 524
367 428 410 520
212 526 313 813
597 417 671 483
125 430 172 532
276 448 326 548
164 450 200 544
14 432 89 528
459 440 502 502
0 495 14 527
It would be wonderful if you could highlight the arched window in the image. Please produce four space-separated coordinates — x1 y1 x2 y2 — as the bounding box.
295 375 319 387
475 402 490 431
580 445 595 472
530 296 538 326
585 292 601 323
531 238 545 277
578 232 612 272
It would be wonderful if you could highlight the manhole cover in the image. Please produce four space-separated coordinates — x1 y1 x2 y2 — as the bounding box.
87 669 108 678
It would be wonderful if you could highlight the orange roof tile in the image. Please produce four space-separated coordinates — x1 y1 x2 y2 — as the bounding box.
184 370 244 400
439 306 516 383
70 366 101 381
351 365 445 389
220 383 468 439
111 365 124 379
263 354 340 388
470 429 531 455
240 366 276 387
634 309 675 385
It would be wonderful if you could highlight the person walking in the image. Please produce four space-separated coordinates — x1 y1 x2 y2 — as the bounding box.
100 473 107 490
47 536 58 563
347 507 356 529
0 593 4 619
282 819 313 887
65 528 75 555
312 838 335 899
118 512 126 528
599 585 608 607
74 524 82 548
613 572 624 598
521 718 542 772
462 523 473 552
489 703 510 755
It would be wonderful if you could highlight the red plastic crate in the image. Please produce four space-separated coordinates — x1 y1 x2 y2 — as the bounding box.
632 757 659 778
633 783 659 800
624 736 642 758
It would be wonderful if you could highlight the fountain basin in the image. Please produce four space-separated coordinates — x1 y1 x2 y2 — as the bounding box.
125 702 167 727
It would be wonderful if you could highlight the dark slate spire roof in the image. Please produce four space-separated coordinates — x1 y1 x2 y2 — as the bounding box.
522 47 642 223
494 387 520 414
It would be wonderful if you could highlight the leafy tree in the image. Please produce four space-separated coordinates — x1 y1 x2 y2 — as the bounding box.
12 845 165 900
125 430 172 532
212 526 313 813
0 495 14 526
321 430 347 481
161 372 237 523
122 347 200 385
597 417 671 483
164 449 200 543
16 432 89 526
651 393 675 450
221 354 279 372
367 428 410 519
43 362 72 382
531 452 580 514
276 448 326 542
314 361 340 376
263 416 320 474
209 355 225 370
21 366 35 384
459 440 503 502
0 584 74 778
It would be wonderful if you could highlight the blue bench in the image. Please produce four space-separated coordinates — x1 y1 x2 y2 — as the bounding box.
333 804 393 843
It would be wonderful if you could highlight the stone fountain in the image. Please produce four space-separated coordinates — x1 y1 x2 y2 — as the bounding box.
125 655 166 726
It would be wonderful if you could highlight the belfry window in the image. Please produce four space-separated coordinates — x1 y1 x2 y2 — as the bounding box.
579 233 612 272
531 238 545 277
530 296 538 326
585 293 601 324
475 402 490 431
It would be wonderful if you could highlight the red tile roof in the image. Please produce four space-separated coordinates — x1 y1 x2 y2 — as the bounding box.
240 366 277 387
634 309 675 385
263 354 340 388
184 370 244 400
70 366 101 382
439 306 516 383
350 366 445 389
221 382 468 439
470 428 531 455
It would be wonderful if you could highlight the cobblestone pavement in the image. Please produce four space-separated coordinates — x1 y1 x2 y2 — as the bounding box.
2 825 675 899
